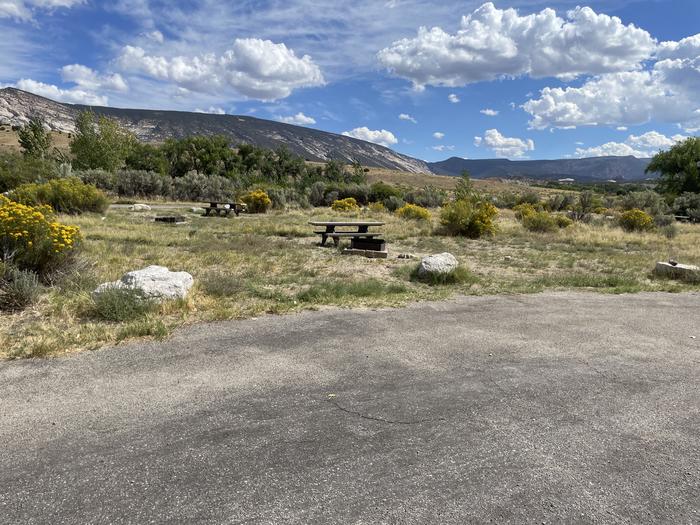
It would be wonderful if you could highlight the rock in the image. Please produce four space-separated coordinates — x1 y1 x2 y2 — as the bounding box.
418 252 458 276
654 261 700 282
94 265 193 301
130 204 151 212
190 207 205 214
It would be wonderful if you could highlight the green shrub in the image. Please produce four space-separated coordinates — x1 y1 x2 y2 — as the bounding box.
619 208 655 232
396 203 430 221
404 186 446 208
77 169 117 192
0 195 82 278
620 190 669 217
92 287 156 322
661 223 678 239
0 151 60 192
522 211 558 232
0 265 42 311
325 183 371 205
171 171 237 202
9 177 109 214
331 197 359 212
309 181 326 207
547 193 576 212
439 198 498 238
241 189 272 213
673 192 700 220
115 170 173 198
370 181 403 202
554 214 574 228
383 195 405 212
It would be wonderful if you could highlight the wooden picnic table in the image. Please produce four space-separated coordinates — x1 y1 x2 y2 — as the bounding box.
308 220 385 247
203 202 246 217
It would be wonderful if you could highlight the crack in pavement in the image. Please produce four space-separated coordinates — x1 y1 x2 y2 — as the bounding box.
326 399 446 426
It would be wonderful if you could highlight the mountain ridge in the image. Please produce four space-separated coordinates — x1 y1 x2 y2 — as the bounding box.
428 155 654 182
0 87 430 174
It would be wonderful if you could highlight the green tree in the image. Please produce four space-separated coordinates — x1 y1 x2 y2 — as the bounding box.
454 170 475 201
70 111 135 171
646 137 700 195
162 136 240 178
124 142 168 175
17 117 52 159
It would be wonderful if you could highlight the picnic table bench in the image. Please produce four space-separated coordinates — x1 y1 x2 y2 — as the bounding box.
309 221 385 251
203 202 246 217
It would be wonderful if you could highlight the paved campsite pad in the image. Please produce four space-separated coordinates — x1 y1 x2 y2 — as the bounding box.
1 292 698 523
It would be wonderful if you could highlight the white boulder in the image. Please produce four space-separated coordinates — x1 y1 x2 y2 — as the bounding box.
130 204 151 212
654 261 700 282
418 252 458 276
94 265 193 301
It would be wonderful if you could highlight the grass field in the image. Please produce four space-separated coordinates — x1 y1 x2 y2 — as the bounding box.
2 203 698 359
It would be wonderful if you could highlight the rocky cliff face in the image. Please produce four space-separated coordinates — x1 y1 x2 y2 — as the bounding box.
0 88 430 173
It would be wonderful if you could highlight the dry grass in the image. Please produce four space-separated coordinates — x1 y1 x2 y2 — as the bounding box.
0 128 71 153
1 203 698 359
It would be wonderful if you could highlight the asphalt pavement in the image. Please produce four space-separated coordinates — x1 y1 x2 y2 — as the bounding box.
1 292 699 524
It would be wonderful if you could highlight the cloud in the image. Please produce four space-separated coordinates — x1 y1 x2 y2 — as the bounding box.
474 128 534 158
277 112 316 125
14 78 108 105
448 93 460 103
432 144 455 151
616 126 628 131
523 62 700 130
61 64 128 92
341 127 398 147
116 38 325 101
378 2 655 89
573 131 687 158
194 106 226 114
0 0 84 20
480 108 498 116
433 131 444 139
144 30 164 43
523 32 700 130
398 113 417 123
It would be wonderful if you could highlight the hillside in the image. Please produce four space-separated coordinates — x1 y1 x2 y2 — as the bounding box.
0 88 429 174
429 156 654 182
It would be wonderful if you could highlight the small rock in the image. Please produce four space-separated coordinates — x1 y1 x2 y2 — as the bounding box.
418 252 458 276
190 207 205 214
129 204 151 212
93 265 193 301
397 253 415 259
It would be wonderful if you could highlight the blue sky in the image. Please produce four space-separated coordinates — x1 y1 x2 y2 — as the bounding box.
1 0 699 161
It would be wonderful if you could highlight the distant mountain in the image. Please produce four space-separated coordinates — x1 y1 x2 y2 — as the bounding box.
0 88 430 174
428 156 654 182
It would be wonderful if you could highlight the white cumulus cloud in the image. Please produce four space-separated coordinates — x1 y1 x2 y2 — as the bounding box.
277 112 316 126
398 113 417 123
448 93 460 103
378 2 656 89
433 131 445 139
432 145 455 152
573 131 687 158
14 78 108 105
61 64 128 92
117 38 325 101
342 127 398 147
480 108 498 116
474 128 534 158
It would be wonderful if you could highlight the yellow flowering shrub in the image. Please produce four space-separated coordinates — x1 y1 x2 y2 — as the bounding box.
241 189 272 213
330 197 359 212
396 203 431 221
0 195 81 276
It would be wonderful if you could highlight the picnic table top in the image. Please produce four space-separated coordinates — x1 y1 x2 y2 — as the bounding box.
308 220 384 227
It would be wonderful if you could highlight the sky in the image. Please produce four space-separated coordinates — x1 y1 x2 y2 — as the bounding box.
1 0 699 162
